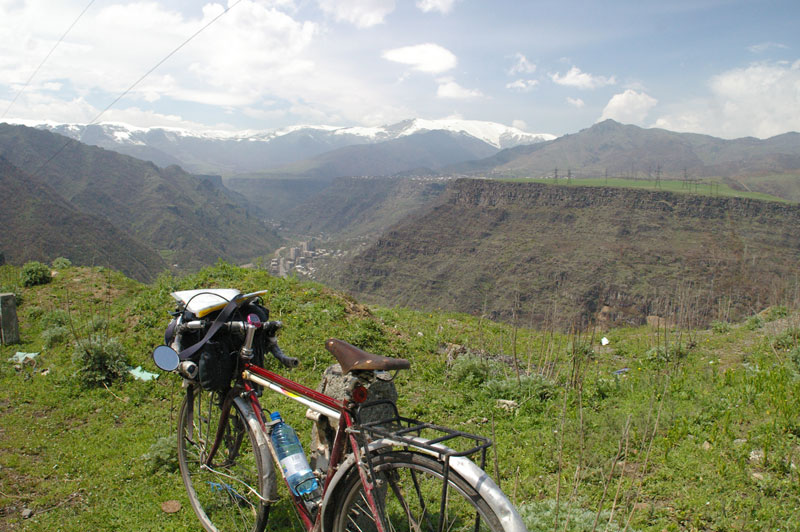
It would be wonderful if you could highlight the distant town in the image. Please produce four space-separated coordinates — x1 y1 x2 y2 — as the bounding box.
268 241 345 279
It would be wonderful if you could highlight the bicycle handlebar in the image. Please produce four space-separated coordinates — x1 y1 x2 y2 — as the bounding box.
176 318 299 368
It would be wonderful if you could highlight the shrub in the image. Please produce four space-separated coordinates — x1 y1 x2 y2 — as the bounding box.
42 326 70 348
41 309 70 328
52 257 72 269
143 436 179 473
72 335 129 387
766 305 789 321
484 374 555 403
773 327 799 351
517 499 628 532
21 261 51 287
744 315 764 331
449 354 505 387
711 320 731 334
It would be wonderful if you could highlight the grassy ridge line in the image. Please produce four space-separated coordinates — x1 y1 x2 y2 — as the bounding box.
497 176 789 203
1 262 799 530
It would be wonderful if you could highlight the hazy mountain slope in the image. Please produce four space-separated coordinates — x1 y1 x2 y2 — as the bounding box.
0 157 165 281
280 177 448 240
334 179 800 326
251 130 500 179
0 124 282 270
449 120 800 199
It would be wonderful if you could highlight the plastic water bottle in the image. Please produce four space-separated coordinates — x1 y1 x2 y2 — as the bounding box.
270 412 320 499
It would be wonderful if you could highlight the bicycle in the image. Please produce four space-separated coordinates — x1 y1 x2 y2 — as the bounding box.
152 288 528 532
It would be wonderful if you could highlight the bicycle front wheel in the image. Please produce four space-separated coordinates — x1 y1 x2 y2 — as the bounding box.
333 450 505 532
178 385 272 532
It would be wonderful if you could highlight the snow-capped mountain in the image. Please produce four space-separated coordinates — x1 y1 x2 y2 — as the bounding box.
28 118 554 175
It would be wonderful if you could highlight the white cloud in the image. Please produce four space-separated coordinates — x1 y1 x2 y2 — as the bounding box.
600 90 657 124
505 79 538 92
512 119 527 130
551 66 616 89
416 0 457 14
436 78 482 99
508 53 536 75
748 42 788 54
383 43 457 73
654 60 800 138
317 0 395 28
566 97 585 108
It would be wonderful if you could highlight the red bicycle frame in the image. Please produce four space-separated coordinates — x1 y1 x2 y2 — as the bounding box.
241 363 388 532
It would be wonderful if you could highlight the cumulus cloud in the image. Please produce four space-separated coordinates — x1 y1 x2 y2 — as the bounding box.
508 53 536 75
551 66 616 89
436 78 483 99
317 0 395 28
600 90 657 124
566 97 585 108
382 43 457 73
654 60 800 138
0 1 413 129
506 79 538 92
416 0 457 14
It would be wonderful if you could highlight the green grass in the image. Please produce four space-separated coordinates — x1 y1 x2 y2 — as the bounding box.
498 177 789 203
1 262 799 530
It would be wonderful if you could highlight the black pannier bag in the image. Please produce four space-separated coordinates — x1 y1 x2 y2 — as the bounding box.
166 299 270 392
198 338 236 392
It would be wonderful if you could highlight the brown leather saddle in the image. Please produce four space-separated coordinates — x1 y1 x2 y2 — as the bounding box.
325 338 410 374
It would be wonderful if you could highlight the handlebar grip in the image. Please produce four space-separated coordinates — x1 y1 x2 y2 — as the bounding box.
269 342 299 368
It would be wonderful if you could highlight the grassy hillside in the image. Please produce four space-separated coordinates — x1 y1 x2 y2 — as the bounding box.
1 263 799 531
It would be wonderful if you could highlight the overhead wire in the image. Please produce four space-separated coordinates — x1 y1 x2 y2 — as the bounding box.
33 0 244 176
1 0 97 120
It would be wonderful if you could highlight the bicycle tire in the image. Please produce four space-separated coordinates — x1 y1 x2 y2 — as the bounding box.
332 450 505 532
177 385 272 532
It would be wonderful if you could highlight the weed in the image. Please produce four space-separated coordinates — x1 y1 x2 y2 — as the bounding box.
711 321 731 334
72 335 129 387
765 305 789 321
42 326 70 348
21 261 51 287
41 309 70 328
517 499 628 532
772 327 799 351
142 436 179 473
484 374 556 403
744 315 764 330
449 354 505 386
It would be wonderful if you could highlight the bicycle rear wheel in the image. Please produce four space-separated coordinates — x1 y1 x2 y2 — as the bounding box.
178 385 272 532
333 450 504 532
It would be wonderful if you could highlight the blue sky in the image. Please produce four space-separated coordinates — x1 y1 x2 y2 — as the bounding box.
1 0 799 138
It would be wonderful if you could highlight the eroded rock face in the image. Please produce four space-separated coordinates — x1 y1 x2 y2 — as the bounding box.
307 364 398 473
340 179 800 328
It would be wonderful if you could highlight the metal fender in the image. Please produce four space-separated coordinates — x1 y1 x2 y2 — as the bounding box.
319 438 528 532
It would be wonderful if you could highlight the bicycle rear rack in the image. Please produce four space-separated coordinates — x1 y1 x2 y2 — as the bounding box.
352 400 493 532
355 400 492 466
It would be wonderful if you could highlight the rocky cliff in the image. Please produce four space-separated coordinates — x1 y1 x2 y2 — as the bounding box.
335 179 800 327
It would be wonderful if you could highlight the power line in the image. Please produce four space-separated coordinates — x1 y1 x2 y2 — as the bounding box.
33 0 243 176
86 0 243 127
2 0 97 120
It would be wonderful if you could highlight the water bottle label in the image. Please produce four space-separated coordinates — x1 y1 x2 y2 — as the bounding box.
279 453 308 476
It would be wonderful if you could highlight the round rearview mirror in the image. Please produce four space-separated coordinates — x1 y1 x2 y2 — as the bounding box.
153 345 180 372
